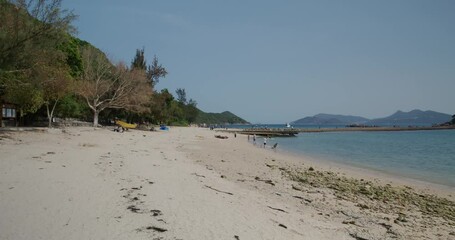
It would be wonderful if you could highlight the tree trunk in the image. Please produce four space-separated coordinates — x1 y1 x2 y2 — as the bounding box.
45 100 59 128
93 110 99 127
46 104 52 128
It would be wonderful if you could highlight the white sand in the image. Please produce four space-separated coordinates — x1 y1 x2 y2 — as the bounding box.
0 127 453 239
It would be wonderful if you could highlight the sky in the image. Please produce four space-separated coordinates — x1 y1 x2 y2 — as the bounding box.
62 0 455 123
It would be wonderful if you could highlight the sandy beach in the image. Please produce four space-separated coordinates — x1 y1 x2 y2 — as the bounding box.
0 127 454 240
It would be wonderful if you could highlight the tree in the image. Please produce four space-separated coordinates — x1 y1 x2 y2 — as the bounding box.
149 89 173 124
131 48 147 70
4 82 43 124
185 99 199 124
175 88 187 104
41 68 72 127
130 48 167 88
147 55 167 87
77 47 153 126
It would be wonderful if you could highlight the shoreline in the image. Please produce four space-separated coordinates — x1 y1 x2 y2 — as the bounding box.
1 127 454 239
223 127 455 194
209 129 454 198
266 144 455 199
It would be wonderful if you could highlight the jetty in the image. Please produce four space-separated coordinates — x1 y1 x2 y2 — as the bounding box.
216 125 455 137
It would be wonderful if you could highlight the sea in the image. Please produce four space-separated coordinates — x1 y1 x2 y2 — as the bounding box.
228 124 455 187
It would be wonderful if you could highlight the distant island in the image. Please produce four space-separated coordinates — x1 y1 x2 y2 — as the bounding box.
292 110 453 126
292 113 368 125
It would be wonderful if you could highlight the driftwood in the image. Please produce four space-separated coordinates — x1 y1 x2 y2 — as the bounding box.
267 206 288 213
215 135 228 139
265 163 277 168
192 173 206 178
254 176 275 186
205 185 234 195
291 184 302 191
293 195 312 203
146 226 167 232
278 223 287 229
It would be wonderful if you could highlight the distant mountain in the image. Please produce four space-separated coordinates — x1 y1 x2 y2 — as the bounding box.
194 110 249 125
291 113 369 125
366 110 452 126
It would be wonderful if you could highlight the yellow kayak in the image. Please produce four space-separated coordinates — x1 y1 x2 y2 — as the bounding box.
115 120 137 129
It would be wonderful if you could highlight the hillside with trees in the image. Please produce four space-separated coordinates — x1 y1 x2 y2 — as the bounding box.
0 0 247 127
195 111 249 125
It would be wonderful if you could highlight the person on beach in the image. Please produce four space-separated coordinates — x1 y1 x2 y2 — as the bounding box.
253 134 256 144
263 137 267 148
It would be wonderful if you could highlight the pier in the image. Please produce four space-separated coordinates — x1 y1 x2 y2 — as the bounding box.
219 128 299 137
217 125 455 137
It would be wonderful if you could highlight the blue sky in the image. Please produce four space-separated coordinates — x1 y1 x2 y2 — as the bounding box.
62 0 455 123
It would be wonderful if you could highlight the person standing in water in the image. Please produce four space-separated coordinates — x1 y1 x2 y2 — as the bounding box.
263 137 267 148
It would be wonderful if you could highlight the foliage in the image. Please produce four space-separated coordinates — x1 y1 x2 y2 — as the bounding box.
0 0 76 72
58 36 85 77
55 94 89 118
0 0 76 125
5 81 43 118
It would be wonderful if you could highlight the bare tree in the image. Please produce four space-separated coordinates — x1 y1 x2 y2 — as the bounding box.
77 47 152 126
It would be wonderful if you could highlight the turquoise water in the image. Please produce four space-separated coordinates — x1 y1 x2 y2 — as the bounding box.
268 130 455 187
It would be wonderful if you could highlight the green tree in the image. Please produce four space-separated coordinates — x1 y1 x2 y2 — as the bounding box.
130 48 167 88
56 94 88 118
5 83 43 125
149 89 174 124
147 55 167 87
175 88 187 104
131 48 147 70
185 99 199 124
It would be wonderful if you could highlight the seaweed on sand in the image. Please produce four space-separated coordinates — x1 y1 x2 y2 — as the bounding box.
282 168 455 223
